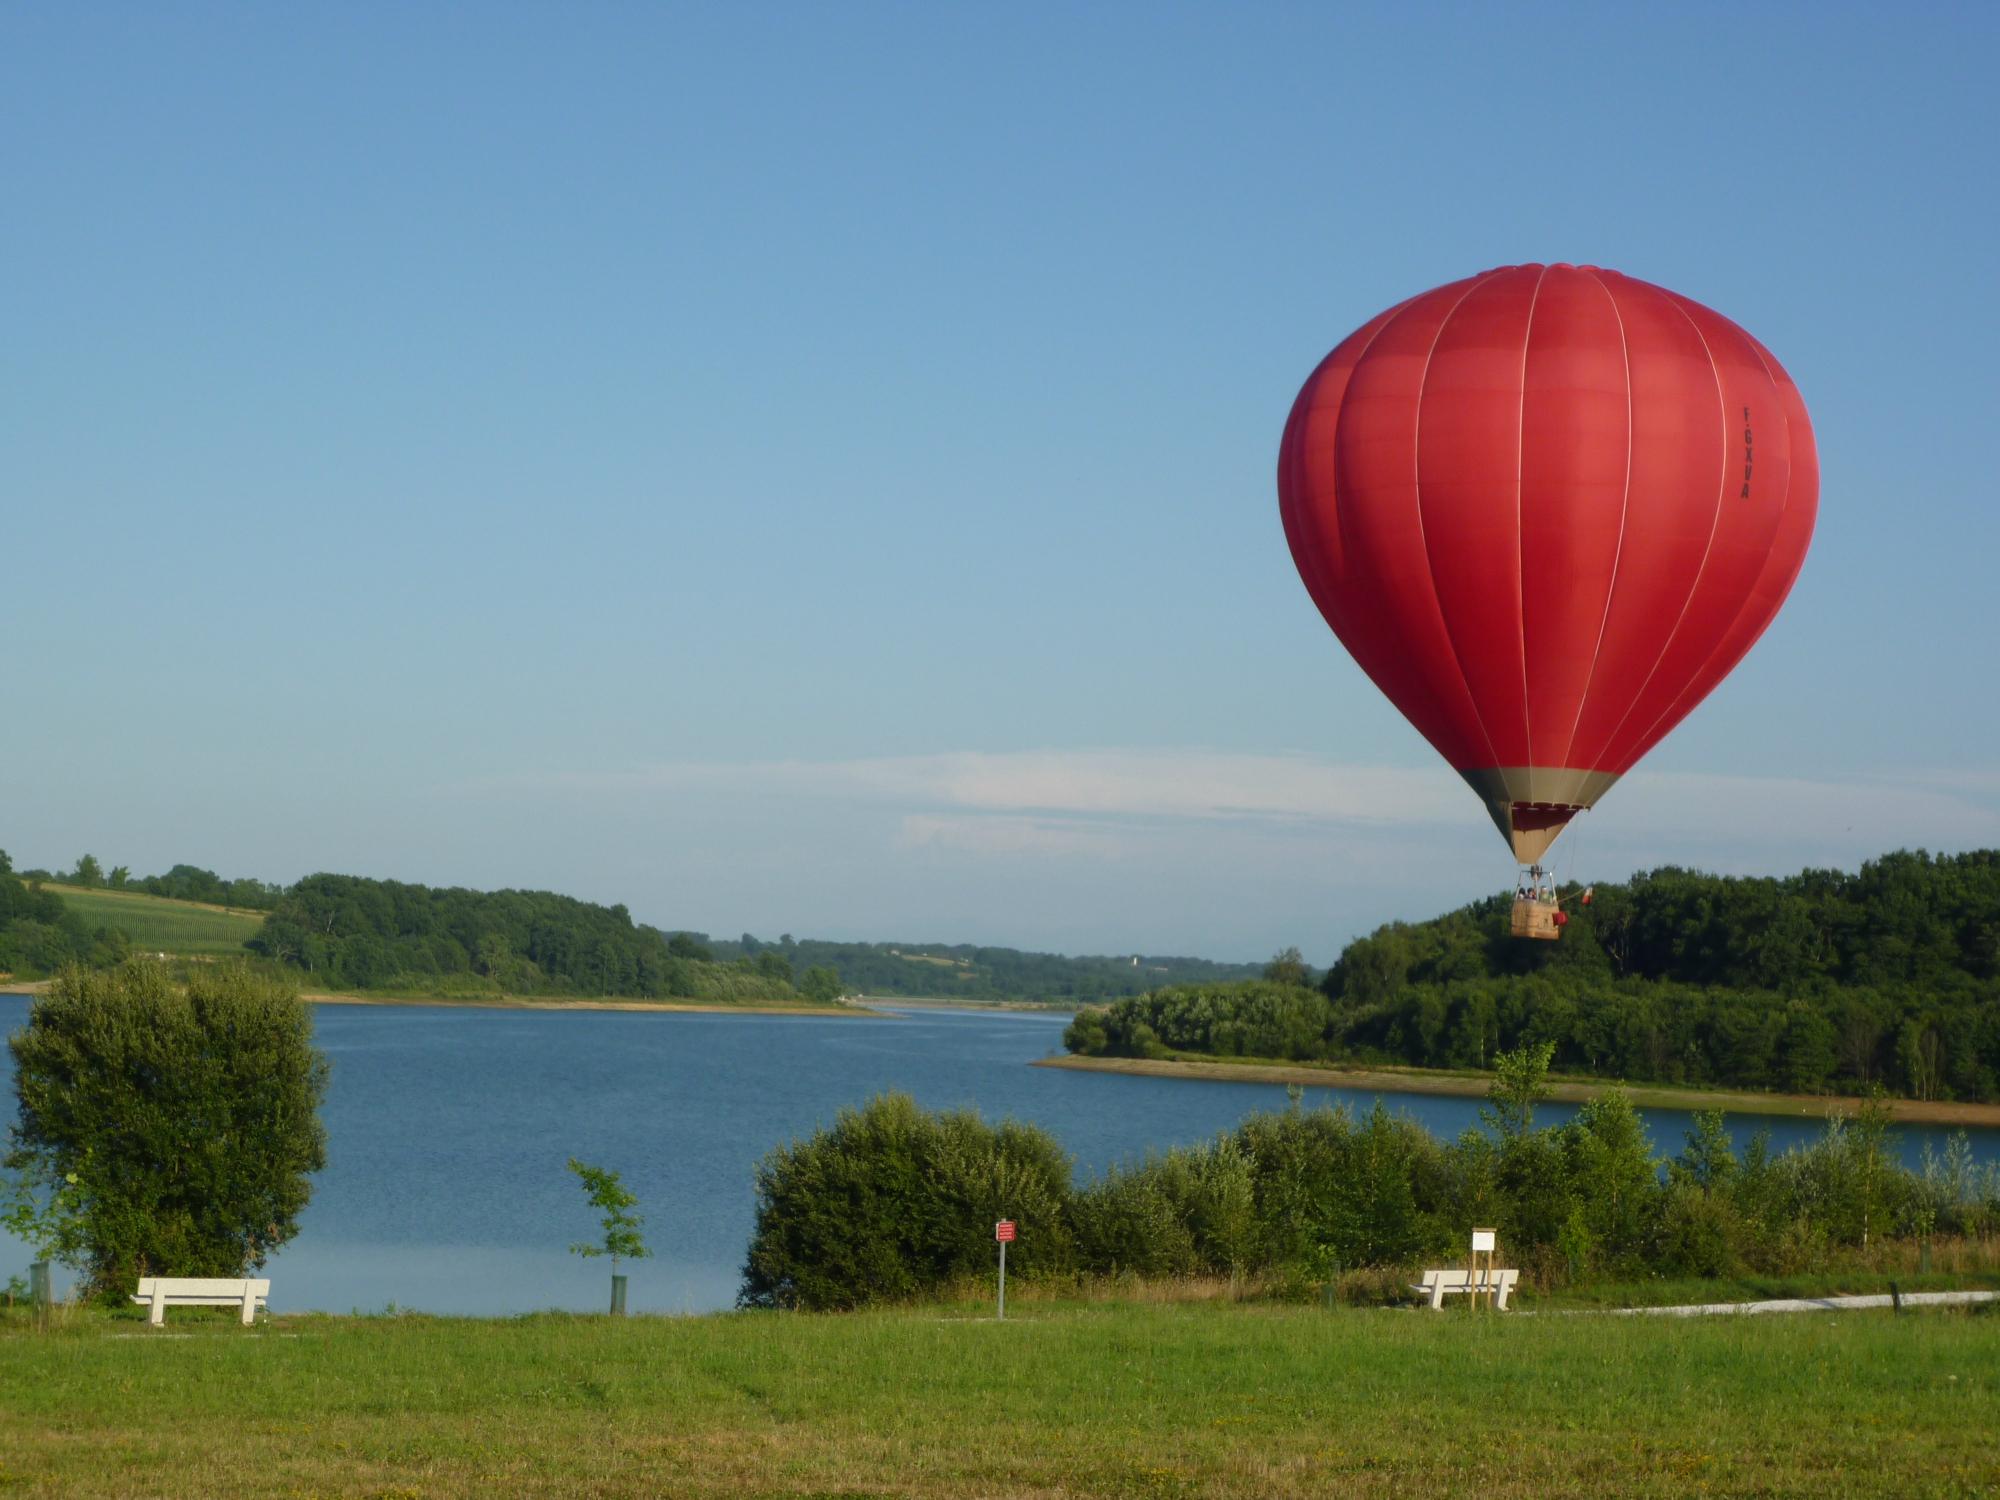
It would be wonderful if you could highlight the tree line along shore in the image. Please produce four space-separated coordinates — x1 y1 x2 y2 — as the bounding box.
1038 1053 2000 1128
0 850 1257 1007
1065 850 2000 1106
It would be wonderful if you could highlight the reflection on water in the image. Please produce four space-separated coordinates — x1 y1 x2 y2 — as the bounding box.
3 996 1994 1314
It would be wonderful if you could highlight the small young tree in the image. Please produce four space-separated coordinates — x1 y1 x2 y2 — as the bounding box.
568 1159 649 1310
1483 1039 1556 1140
798 965 842 1004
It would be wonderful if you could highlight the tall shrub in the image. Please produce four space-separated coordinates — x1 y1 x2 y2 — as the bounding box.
5 961 329 1296
740 1093 1072 1309
1235 1104 1452 1273
1557 1089 1658 1272
1070 1137 1257 1277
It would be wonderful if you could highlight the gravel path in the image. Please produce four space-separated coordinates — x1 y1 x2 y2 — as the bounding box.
1606 1289 1999 1317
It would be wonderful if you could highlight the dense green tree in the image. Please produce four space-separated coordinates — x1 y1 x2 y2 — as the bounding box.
1672 1111 1739 1192
5 961 328 1296
1484 1040 1556 1139
1777 1004 1839 1092
1558 1090 1656 1270
1263 947 1311 987
799 965 843 1004
667 932 714 962
741 1094 1074 1310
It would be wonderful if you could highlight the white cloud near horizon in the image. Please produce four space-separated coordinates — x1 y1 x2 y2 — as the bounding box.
471 749 2000 862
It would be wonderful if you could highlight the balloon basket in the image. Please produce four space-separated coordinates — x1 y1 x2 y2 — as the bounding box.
1510 898 1562 941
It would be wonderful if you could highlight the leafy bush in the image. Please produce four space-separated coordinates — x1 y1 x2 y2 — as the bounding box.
5 960 328 1297
1236 1104 1454 1272
1071 1139 1256 1277
798 965 843 1004
740 1094 1073 1309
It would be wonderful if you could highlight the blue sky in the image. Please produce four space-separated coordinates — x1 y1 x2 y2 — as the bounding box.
5 4 1997 962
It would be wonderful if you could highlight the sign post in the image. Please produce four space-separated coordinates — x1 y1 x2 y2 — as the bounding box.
1468 1228 1497 1312
994 1219 1016 1320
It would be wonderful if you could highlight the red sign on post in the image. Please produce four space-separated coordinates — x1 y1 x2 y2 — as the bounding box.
994 1219 1016 1242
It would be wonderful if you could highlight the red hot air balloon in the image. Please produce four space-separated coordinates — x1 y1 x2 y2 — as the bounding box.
1278 264 1817 889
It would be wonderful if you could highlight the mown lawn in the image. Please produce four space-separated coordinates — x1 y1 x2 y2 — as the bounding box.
2 1299 1995 1497
41 884 264 957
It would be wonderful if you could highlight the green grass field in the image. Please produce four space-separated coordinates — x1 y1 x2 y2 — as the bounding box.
42 883 265 957
2 1298 1994 1497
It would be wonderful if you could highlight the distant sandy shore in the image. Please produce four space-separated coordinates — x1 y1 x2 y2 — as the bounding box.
1036 1054 2000 1128
2 981 874 1017
303 992 880 1016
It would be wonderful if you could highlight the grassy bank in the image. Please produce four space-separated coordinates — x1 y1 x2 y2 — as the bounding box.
1038 1053 2000 1128
40 882 265 956
2 1299 1995 1497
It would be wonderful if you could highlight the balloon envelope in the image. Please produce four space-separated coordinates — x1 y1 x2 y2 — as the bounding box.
1278 264 1817 862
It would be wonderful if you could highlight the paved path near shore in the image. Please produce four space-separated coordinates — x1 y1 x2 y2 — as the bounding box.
1605 1289 1999 1317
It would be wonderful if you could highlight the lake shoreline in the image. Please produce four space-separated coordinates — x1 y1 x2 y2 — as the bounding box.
1037 1053 2000 1127
3 982 1066 1016
304 991 878 1016
2 982 874 1017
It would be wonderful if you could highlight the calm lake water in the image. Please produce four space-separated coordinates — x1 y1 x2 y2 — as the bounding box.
4 995 1996 1314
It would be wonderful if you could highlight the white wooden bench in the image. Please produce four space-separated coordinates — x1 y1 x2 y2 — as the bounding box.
1410 1266 1518 1310
131 1277 271 1326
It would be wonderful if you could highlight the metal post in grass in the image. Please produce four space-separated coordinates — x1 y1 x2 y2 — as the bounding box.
1323 1261 1342 1311
994 1219 1015 1320
29 1261 51 1325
